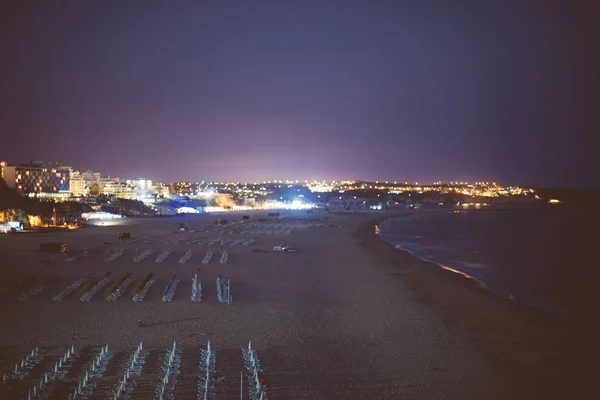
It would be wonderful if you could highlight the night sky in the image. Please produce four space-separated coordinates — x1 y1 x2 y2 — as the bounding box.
1 1 597 188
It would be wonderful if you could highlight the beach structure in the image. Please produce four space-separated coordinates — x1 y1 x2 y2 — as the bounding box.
133 248 153 263
71 344 111 399
106 273 134 301
4 347 42 381
4 341 275 398
219 250 228 264
80 274 112 302
198 341 216 400
155 250 171 263
24 345 78 398
191 273 202 302
216 275 231 304
49 345 77 381
18 284 47 301
179 249 193 264
162 275 179 302
105 248 125 262
113 342 146 399
132 274 154 302
202 249 213 264
155 341 180 400
243 342 267 400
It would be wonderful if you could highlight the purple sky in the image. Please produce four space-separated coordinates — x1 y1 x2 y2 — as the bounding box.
1 1 597 188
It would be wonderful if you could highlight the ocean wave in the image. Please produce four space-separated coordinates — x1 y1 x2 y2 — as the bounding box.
389 241 490 289
378 209 600 318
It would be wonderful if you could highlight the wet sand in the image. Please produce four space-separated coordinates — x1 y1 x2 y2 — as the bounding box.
0 210 589 398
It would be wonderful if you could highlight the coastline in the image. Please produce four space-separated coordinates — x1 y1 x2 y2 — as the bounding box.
353 211 594 399
379 211 492 290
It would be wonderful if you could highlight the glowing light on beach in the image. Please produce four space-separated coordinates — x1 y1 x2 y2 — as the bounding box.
177 207 199 214
231 205 254 211
28 215 44 227
204 206 226 213
440 265 487 289
82 211 124 220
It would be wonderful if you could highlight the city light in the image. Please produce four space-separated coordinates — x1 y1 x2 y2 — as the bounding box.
1 160 544 217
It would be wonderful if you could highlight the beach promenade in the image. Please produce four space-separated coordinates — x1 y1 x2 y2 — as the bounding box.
0 211 585 399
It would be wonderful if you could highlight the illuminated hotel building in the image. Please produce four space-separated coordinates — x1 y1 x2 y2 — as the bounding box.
69 170 111 196
0 161 70 198
103 181 136 199
126 178 153 190
69 171 87 196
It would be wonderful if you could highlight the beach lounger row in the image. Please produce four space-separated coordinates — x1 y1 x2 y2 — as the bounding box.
202 249 213 264
18 284 47 301
23 345 77 398
178 249 193 264
80 277 111 302
191 273 202 302
104 248 125 262
216 275 231 304
3 341 272 400
243 341 268 400
4 347 41 382
220 250 229 264
132 279 155 302
155 341 180 399
52 277 88 302
106 277 133 301
113 342 146 398
162 275 179 301
43 346 77 388
22 274 235 303
133 248 153 263
155 250 171 263
199 341 216 399
69 345 111 399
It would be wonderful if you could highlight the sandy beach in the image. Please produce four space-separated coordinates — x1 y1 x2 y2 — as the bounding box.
0 210 591 399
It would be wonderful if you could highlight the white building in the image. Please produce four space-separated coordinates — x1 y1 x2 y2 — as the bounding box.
69 171 86 196
126 178 153 190
103 181 136 199
69 170 111 196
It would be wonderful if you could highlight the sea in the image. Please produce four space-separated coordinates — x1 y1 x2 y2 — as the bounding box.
379 205 600 320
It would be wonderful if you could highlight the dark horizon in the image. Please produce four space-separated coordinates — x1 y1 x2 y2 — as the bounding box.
1 1 598 189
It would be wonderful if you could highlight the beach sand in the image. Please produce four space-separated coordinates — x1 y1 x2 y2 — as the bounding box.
0 210 590 399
